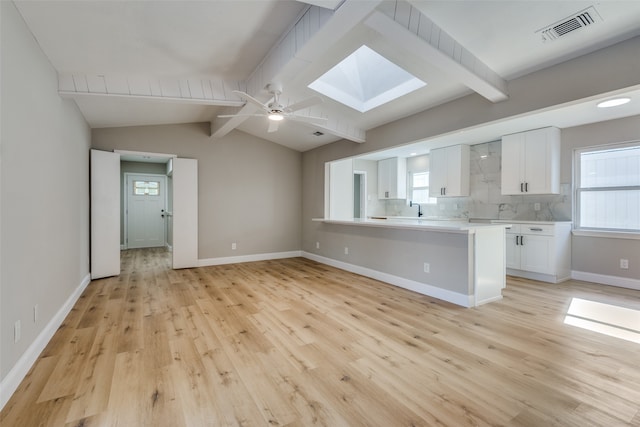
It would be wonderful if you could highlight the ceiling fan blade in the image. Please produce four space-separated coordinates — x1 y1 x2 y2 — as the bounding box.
286 114 328 124
267 120 280 133
285 96 323 113
217 114 266 118
233 90 269 112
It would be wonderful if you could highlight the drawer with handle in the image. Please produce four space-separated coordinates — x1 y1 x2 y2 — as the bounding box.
521 224 554 236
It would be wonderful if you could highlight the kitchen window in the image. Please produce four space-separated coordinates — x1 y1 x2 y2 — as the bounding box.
575 142 640 233
410 171 437 204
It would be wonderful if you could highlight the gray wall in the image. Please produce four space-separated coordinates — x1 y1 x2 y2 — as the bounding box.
562 117 640 280
1 2 91 380
302 35 640 284
92 124 302 259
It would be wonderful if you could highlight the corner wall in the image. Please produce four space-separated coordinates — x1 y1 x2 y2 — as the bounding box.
1 0 91 403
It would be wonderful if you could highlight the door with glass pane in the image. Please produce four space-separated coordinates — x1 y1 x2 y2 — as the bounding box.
126 174 167 249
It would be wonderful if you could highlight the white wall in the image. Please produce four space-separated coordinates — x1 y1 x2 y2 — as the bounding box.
1 0 91 392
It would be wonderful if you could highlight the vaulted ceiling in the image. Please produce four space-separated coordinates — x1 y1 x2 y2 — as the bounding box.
14 0 640 152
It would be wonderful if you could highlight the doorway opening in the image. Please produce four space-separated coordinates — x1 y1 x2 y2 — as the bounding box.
353 171 367 219
124 173 167 249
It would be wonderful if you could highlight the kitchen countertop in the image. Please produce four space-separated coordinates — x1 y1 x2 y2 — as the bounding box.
488 219 572 224
313 217 511 234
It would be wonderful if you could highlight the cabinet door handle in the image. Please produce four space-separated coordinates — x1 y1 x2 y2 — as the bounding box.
385 191 389 198
520 183 524 192
515 235 519 245
530 227 543 231
525 182 529 192
521 235 524 245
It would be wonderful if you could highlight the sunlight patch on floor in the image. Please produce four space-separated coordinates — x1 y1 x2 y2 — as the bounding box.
564 297 640 343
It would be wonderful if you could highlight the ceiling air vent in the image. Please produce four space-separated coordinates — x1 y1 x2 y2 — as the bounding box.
536 6 603 42
312 131 324 136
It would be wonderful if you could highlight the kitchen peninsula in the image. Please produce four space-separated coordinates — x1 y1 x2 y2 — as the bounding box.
310 218 510 307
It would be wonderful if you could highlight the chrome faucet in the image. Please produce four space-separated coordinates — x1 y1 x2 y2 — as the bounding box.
410 201 423 217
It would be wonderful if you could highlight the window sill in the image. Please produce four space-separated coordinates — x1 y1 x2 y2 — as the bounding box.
572 229 640 240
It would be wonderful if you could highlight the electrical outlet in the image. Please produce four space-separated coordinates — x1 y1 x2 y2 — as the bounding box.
344 247 349 255
14 320 21 343
34 304 38 323
231 242 237 250
316 241 320 249
534 203 541 211
424 263 430 273
620 258 629 269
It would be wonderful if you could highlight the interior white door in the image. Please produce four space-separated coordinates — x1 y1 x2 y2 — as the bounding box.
172 158 198 269
91 149 120 279
126 174 166 249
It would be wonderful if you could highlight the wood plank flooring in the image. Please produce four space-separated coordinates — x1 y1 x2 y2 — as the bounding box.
2 248 639 426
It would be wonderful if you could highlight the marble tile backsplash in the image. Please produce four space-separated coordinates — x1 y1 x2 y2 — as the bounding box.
384 140 572 221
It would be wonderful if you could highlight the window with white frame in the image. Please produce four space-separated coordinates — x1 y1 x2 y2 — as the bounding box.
410 171 437 204
575 142 640 232
133 180 160 196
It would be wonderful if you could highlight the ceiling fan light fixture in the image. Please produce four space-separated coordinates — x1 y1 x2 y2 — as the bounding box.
597 97 630 108
268 113 284 121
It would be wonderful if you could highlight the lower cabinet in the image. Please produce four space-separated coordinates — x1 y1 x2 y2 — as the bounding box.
501 221 572 283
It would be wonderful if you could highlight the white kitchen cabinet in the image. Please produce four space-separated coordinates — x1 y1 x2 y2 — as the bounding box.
378 157 406 199
501 221 571 283
429 144 470 197
501 127 560 195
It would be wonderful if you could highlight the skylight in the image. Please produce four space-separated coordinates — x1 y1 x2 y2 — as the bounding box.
308 45 426 113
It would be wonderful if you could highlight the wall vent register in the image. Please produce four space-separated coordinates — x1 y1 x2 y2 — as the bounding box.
536 6 602 42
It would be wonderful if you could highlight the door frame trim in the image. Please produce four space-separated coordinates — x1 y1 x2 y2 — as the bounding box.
123 172 168 250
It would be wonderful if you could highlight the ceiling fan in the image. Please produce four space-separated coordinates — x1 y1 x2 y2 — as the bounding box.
218 83 327 133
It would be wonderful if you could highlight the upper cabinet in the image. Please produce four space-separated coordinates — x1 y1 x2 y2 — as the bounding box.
429 145 470 197
501 127 560 195
378 157 406 199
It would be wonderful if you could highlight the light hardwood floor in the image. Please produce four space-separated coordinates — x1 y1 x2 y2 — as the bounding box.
2 248 639 426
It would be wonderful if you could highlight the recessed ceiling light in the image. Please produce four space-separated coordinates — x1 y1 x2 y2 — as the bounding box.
597 97 630 108
410 152 417 156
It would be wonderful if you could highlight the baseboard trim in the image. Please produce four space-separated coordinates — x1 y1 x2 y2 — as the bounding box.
198 251 302 267
506 268 569 284
302 252 472 307
0 273 91 411
571 270 640 290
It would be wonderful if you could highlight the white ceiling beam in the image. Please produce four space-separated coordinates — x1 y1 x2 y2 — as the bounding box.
58 73 245 107
295 0 344 10
212 1 381 143
314 119 366 143
365 1 508 102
